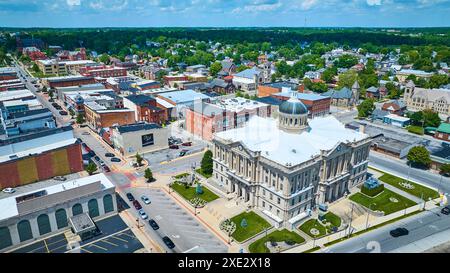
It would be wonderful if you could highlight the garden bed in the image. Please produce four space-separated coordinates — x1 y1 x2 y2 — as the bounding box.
248 229 305 253
229 211 272 242
299 219 327 238
170 182 219 204
349 188 416 215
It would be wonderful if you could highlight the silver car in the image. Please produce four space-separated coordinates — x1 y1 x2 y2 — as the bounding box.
141 195 151 205
138 209 148 220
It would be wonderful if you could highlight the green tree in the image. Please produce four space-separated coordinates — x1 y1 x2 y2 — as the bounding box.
196 183 203 195
135 153 143 166
32 63 40 73
85 163 98 175
357 99 375 118
200 150 213 175
48 89 54 99
99 54 110 64
209 62 222 77
334 54 359 68
338 70 358 89
236 65 250 73
144 168 153 182
407 146 431 168
422 109 441 128
321 67 337 83
76 114 85 124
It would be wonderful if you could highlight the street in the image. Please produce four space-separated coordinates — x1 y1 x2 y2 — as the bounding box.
323 207 450 253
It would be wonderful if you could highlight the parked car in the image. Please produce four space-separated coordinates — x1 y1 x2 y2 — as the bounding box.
99 160 106 167
103 166 111 173
54 176 67 181
148 219 159 230
133 200 142 210
111 157 121 163
390 228 409 238
94 156 100 161
169 144 179 149
2 188 16 194
182 142 192 146
88 151 96 157
162 236 175 249
105 153 115 157
59 110 68 116
126 193 135 201
138 209 148 220
441 206 450 215
141 195 151 205
179 149 188 157
82 132 90 136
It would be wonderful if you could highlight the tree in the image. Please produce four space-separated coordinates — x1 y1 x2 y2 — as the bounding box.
42 86 47 93
440 164 450 176
422 109 441 128
48 89 54 99
240 218 248 228
144 168 153 182
209 62 222 77
338 70 358 89
99 54 110 64
334 54 359 68
200 150 213 175
407 146 431 168
357 99 375 118
32 63 40 73
135 153 143 166
321 67 337 83
85 163 98 175
76 114 85 124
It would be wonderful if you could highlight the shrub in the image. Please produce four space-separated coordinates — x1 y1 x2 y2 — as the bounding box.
361 184 385 197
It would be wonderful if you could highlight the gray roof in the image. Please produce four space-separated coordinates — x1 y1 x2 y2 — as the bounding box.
322 87 353 99
366 86 379 93
208 79 228 88
116 122 162 134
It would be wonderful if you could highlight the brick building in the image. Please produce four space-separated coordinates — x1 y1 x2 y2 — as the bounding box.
271 88 331 117
123 95 167 125
43 76 96 89
258 81 301 98
84 101 136 131
79 65 127 78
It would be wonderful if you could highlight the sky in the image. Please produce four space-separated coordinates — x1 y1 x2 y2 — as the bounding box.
0 0 449 28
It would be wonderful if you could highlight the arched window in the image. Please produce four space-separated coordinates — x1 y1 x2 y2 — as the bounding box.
88 199 100 218
72 203 83 216
37 214 51 235
0 227 12 250
103 194 114 213
55 209 68 229
17 220 33 242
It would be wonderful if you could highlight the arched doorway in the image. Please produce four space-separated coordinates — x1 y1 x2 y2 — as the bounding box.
55 209 68 229
72 203 83 216
37 214 51 235
17 220 33 242
103 194 114 213
88 199 99 218
0 227 12 250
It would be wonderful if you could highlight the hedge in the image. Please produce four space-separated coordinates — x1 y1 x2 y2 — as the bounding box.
361 184 384 197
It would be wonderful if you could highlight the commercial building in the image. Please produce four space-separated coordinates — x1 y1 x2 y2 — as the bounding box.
0 68 18 81
434 123 450 141
396 69 433 83
0 173 117 251
37 60 96 76
0 126 83 189
123 95 167 125
185 97 270 141
271 88 330 118
382 114 411 128
403 81 450 117
321 82 360 108
43 76 96 89
232 67 265 92
84 101 135 132
212 96 371 227
157 89 210 119
111 122 169 157
79 65 127 78
1 108 56 137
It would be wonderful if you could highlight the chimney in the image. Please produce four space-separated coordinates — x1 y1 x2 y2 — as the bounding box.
359 124 366 134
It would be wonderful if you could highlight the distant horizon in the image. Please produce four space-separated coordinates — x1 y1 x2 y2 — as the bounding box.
2 26 450 29
0 0 448 28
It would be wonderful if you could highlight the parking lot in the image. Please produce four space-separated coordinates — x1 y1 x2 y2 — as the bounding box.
128 187 227 253
12 215 145 254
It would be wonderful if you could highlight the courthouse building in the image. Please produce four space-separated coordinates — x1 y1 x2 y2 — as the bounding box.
212 94 371 227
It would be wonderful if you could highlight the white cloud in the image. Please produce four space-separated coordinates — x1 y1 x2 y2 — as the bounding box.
66 0 81 6
366 0 382 6
300 0 318 10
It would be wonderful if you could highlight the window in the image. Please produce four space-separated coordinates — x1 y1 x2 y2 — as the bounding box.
262 201 265 208
277 197 281 204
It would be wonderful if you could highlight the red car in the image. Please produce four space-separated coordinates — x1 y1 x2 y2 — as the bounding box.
133 200 142 210
182 142 192 146
103 166 111 173
169 144 179 149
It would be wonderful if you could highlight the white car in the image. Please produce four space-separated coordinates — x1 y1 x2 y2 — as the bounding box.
141 196 151 205
2 188 16 194
138 209 148 220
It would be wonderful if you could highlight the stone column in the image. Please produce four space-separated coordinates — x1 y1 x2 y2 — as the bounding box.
8 225 20 246
29 217 40 239
48 211 58 232
98 197 106 215
81 202 89 214
111 193 118 213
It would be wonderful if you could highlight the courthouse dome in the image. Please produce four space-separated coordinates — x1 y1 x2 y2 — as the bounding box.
279 96 308 115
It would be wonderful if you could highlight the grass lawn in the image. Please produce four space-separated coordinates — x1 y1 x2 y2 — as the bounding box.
248 229 305 253
230 211 272 242
195 168 212 178
173 173 189 179
299 219 327 238
378 173 439 200
407 125 424 135
349 188 416 215
322 212 342 229
170 182 219 202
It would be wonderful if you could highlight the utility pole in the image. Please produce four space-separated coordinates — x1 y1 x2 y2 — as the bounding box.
347 203 355 238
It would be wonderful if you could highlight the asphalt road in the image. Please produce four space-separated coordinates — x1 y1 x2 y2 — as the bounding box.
323 207 450 253
369 153 450 194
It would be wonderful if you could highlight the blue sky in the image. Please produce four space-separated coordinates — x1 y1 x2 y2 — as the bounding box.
0 0 449 27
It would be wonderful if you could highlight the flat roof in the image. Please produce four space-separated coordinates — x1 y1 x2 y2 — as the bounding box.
384 114 410 122
158 89 210 104
0 90 35 102
0 173 114 221
274 91 327 101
